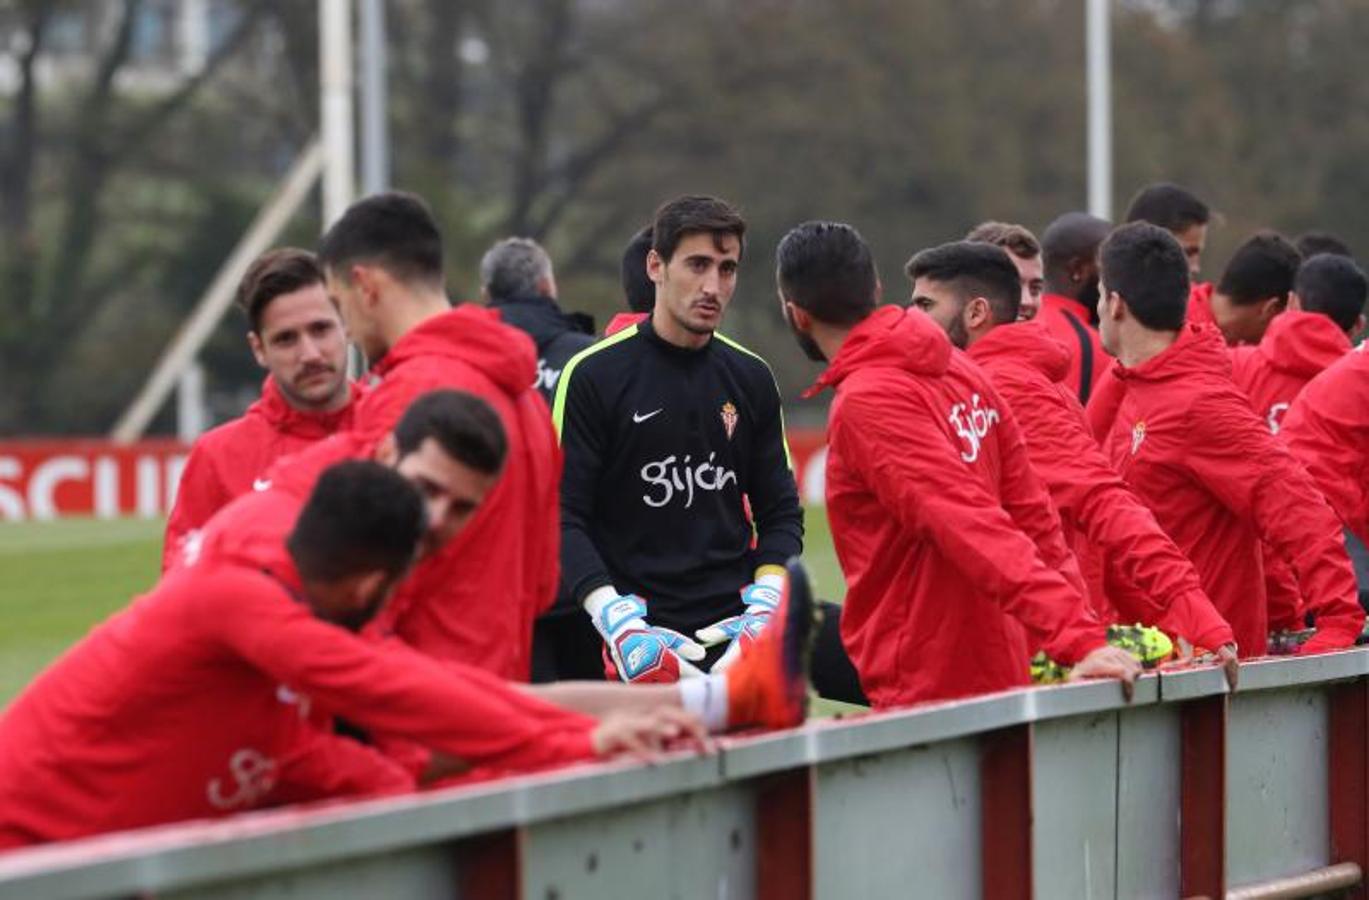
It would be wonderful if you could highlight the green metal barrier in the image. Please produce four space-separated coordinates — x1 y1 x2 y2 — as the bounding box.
3 650 1368 899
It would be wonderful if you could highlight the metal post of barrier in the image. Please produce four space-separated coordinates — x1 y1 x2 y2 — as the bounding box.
756 767 814 900
1181 694 1228 900
1330 680 1369 899
456 828 523 900
980 723 1033 900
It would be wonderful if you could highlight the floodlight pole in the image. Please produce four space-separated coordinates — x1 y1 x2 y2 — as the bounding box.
319 0 355 226
1086 0 1113 220
358 0 389 195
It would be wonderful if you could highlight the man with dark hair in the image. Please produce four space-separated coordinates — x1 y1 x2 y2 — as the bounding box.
907 241 1237 675
0 460 715 848
1210 232 1302 346
164 389 815 797
1229 252 1367 632
777 221 1140 708
605 225 657 337
316 191 559 680
1039 212 1112 405
1124 182 1216 325
965 221 1045 320
480 236 595 403
1094 222 1363 656
552 195 820 690
1296 231 1354 260
163 247 361 570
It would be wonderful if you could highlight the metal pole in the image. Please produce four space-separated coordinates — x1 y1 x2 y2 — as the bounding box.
1086 0 1112 220
358 0 389 195
319 0 355 225
110 141 325 444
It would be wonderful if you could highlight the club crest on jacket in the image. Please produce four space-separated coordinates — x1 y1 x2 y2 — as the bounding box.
1131 420 1147 455
721 401 738 440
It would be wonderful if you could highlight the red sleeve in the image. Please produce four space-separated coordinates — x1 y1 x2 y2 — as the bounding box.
1186 394 1364 653
837 388 1107 664
162 443 231 572
1085 367 1125 445
1284 382 1369 545
197 567 598 771
990 395 1088 600
1008 384 1234 649
270 728 416 805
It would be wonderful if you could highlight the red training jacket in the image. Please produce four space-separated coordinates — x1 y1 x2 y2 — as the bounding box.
967 322 1234 650
162 375 361 570
808 306 1106 709
344 306 562 680
1099 324 1362 656
1283 345 1369 546
1230 311 1352 629
1187 281 1216 328
1037 293 1109 406
1086 283 1218 444
0 488 595 849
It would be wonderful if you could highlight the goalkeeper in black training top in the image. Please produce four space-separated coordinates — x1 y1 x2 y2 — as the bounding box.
552 195 863 704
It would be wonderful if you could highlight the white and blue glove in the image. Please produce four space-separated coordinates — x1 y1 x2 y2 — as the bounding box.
585 588 706 683
694 573 785 672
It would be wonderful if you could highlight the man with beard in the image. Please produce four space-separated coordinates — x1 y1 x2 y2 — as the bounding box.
163 248 362 569
0 461 715 849
775 220 1139 708
553 195 861 702
1039 212 1112 405
905 240 1237 683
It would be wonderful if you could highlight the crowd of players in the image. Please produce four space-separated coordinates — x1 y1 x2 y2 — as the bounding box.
4 183 1369 849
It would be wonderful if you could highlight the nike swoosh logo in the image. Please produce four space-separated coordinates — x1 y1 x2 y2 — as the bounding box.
253 478 272 491
633 409 663 424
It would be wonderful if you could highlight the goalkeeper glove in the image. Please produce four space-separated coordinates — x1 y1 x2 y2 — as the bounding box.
585 588 705 683
695 573 785 672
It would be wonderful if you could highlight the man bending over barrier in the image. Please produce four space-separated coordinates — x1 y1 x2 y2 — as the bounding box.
0 441 814 849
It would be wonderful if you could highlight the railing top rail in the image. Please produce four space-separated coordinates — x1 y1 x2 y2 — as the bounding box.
3 649 1365 900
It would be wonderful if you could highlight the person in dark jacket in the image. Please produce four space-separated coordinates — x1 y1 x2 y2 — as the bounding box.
481 237 596 404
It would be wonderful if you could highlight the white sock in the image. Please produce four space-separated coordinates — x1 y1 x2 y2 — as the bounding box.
679 674 730 733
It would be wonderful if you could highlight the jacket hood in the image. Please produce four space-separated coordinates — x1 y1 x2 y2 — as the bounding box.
807 305 952 396
1257 311 1350 379
248 375 358 438
1116 323 1231 384
374 304 537 397
605 312 648 336
968 321 1071 383
491 294 593 355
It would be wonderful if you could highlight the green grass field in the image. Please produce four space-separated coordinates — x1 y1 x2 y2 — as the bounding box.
0 508 847 708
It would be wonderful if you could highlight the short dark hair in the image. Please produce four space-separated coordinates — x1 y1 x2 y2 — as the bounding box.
317 191 444 288
1296 253 1369 333
621 226 655 313
1041 211 1111 287
1296 231 1353 260
906 241 1022 324
393 390 507 476
965 221 1041 260
237 248 324 333
1124 183 1210 233
287 461 425 582
651 195 746 263
775 221 877 327
1099 222 1190 331
1217 232 1301 307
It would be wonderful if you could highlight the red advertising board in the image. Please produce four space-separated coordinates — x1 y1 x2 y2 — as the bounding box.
0 440 189 521
0 428 830 521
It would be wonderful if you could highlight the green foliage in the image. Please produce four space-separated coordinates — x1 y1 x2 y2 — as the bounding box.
7 0 1369 433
